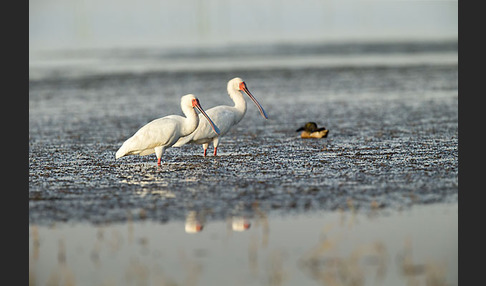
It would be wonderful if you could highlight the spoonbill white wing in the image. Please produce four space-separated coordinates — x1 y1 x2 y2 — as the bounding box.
115 117 179 158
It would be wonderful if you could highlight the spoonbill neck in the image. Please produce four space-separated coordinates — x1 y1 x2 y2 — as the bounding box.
180 104 200 135
228 89 247 116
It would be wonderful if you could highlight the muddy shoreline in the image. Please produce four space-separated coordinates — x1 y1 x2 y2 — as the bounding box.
29 62 458 225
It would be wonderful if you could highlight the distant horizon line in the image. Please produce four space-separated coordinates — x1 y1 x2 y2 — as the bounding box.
30 35 458 55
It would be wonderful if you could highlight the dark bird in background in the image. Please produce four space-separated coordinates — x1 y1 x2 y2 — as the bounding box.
296 122 329 139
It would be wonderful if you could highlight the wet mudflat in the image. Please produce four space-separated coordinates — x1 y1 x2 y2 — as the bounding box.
29 62 458 224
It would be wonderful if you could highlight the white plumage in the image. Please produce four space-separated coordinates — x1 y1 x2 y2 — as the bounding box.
173 77 268 156
115 94 220 165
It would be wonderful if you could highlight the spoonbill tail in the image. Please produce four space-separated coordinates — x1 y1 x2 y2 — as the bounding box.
115 94 220 166
173 77 268 156
296 122 329 139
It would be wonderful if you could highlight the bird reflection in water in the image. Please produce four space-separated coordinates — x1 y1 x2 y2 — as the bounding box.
231 217 251 232
185 211 205 234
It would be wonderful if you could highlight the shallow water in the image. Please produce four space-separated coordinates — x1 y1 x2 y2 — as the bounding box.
29 203 458 286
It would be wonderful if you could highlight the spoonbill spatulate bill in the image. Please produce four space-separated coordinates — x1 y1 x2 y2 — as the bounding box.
173 77 268 156
115 94 220 166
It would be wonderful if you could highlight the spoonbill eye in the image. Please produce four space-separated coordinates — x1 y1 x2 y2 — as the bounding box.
239 82 246 91
192 98 199 107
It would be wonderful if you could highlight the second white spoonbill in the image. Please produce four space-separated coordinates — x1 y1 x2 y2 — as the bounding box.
115 94 220 166
173 77 268 156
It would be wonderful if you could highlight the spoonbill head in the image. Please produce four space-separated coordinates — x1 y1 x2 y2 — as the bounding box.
296 122 329 139
230 77 269 120
115 94 220 166
173 77 268 156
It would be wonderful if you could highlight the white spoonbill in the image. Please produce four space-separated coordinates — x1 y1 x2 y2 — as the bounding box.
173 77 268 156
115 94 220 166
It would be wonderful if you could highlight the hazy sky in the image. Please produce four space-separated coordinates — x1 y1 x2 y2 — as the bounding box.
29 0 458 51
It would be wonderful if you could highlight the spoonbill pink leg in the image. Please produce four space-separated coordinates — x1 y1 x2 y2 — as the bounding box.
155 146 165 166
202 143 209 157
212 137 220 156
